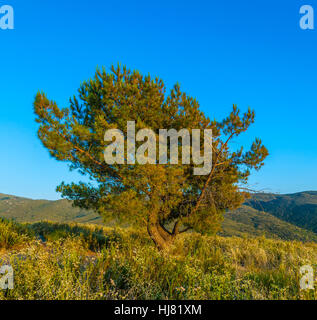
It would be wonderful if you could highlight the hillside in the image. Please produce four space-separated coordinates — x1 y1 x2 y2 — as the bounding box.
221 205 317 242
0 193 102 224
1 192 317 242
0 218 316 300
247 191 317 233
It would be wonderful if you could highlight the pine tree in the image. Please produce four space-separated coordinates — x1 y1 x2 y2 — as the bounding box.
34 65 268 250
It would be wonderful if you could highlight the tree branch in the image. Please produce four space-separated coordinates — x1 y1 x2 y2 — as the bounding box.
189 132 235 217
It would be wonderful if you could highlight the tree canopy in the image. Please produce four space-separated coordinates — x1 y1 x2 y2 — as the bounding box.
34 65 268 250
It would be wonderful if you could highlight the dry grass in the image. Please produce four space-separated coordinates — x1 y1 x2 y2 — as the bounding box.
1 219 317 300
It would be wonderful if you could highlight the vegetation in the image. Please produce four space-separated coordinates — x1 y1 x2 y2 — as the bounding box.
2 192 317 243
33 65 268 250
0 193 102 224
221 205 317 242
247 191 317 233
2 66 313 300
0 218 316 300
0 218 33 250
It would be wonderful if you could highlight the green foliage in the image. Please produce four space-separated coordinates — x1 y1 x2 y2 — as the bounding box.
0 218 33 249
221 204 317 242
2 192 317 243
33 65 268 245
247 192 317 233
1 219 317 300
28 221 121 251
0 193 102 224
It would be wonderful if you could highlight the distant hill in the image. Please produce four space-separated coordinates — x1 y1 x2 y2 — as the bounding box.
0 193 102 225
246 191 317 233
1 191 317 242
221 204 317 242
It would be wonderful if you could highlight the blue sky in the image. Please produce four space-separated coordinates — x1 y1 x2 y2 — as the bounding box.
0 0 316 200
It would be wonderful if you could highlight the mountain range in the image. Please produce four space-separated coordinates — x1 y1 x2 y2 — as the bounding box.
1 191 317 242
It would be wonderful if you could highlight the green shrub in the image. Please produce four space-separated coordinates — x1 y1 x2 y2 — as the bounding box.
0 218 33 249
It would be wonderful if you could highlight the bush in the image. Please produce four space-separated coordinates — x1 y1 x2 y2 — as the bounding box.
0 218 33 249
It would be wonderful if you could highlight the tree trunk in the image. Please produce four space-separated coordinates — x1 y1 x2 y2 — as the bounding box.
147 214 178 250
